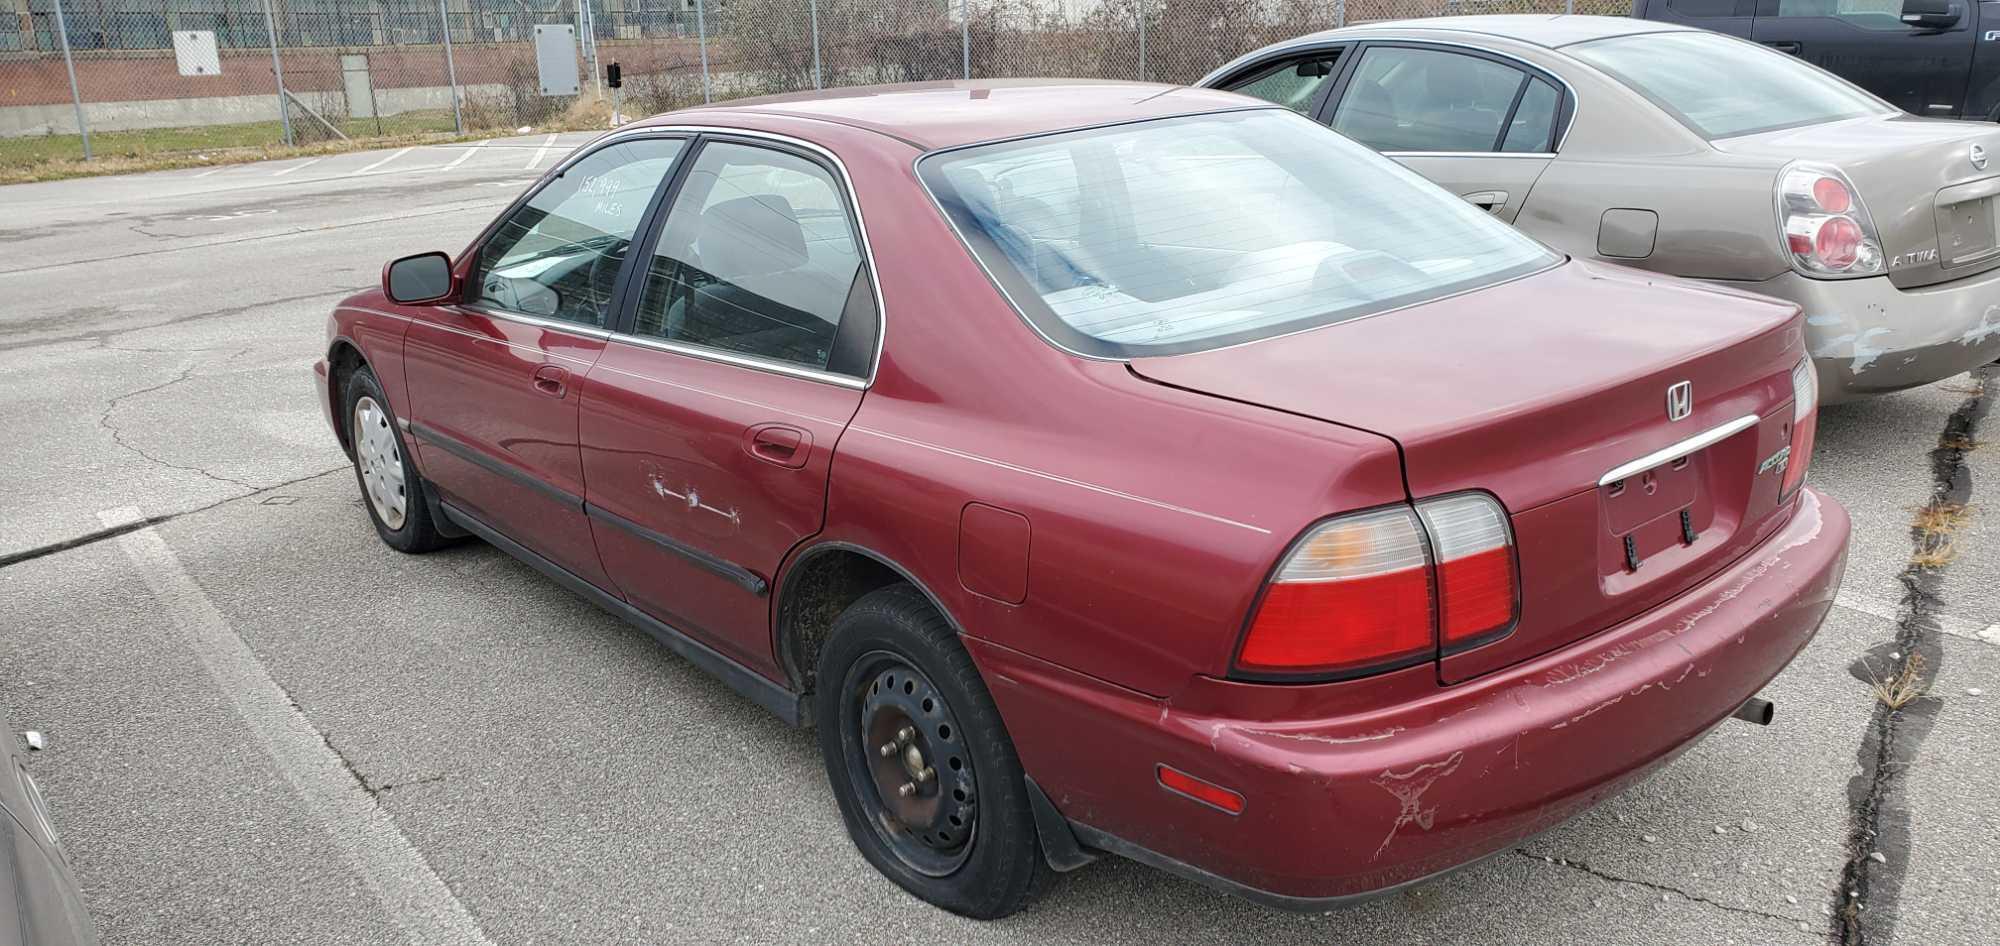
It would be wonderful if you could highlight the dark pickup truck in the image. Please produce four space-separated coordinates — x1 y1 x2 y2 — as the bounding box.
1633 0 2000 120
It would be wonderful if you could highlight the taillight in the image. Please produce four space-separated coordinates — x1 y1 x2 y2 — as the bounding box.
1783 357 1818 499
1235 494 1517 680
1416 493 1518 650
1777 162 1883 278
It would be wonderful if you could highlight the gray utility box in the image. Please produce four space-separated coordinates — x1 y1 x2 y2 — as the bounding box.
534 24 580 97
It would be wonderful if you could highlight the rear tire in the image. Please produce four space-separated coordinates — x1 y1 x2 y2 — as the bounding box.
343 367 449 554
816 585 1052 919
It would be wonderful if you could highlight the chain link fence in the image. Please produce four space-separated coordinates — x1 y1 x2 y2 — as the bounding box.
1 0 1629 169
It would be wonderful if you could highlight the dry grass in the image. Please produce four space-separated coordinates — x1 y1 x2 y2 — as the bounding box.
1940 433 1982 453
1864 652 1929 709
1912 501 1973 536
1939 381 1987 396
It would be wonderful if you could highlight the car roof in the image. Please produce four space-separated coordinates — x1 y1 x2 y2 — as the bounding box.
1281 14 1692 49
631 79 1263 151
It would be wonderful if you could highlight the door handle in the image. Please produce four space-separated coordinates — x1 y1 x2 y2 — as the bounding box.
745 423 811 469
1462 190 1508 214
532 363 568 397
1762 40 1802 55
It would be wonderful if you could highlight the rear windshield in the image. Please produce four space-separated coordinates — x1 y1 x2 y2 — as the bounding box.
916 109 1558 359
1569 31 1889 139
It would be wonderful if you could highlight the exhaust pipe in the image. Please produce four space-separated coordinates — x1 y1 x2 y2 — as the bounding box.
1731 697 1774 726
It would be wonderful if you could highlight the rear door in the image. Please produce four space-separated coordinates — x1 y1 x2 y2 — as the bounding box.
1314 43 1567 223
404 135 688 591
581 135 876 676
1751 0 1976 116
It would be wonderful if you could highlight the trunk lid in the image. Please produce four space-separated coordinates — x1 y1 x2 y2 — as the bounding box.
1131 260 1807 682
1716 115 2000 288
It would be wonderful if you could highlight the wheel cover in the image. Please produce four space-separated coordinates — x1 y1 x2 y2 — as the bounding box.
840 651 978 877
352 395 408 530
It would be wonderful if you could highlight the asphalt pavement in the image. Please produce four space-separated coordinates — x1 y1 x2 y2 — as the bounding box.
1 135 1996 946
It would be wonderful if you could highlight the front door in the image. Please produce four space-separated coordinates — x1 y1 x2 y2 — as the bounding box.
1315 43 1565 224
1751 0 1976 117
582 136 877 675
403 135 688 589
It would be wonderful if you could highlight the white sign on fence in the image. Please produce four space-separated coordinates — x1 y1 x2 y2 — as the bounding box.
533 25 579 97
171 30 220 77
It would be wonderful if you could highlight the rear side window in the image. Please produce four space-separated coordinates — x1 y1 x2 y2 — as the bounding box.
1330 47 1537 153
1221 53 1344 114
1501 78 1561 153
919 109 1557 359
1569 31 1890 138
633 142 867 373
1666 0 1741 16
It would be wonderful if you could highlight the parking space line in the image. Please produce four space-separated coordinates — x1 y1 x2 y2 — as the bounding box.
525 134 557 170
273 157 323 178
192 166 231 178
98 506 496 946
353 147 413 176
427 140 485 173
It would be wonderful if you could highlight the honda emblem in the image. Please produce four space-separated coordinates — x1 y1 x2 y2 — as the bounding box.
1666 381 1693 422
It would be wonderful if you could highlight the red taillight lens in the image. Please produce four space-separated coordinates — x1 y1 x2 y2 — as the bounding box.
1237 508 1433 676
1236 495 1517 679
1417 494 1517 648
1811 176 1851 213
1814 216 1863 269
1783 357 1818 499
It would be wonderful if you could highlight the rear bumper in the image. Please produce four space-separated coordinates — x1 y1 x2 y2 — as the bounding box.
973 488 1850 908
1732 269 2000 402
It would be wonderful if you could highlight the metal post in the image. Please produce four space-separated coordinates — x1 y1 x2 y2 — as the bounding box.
584 0 601 98
51 0 90 160
258 0 293 145
1135 0 1145 82
1335 0 1345 28
1564 0 1574 12
960 0 970 79
694 0 711 103
809 0 821 89
438 0 463 132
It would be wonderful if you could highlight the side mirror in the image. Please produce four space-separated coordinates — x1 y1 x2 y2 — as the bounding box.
384 252 455 305
1901 0 1959 28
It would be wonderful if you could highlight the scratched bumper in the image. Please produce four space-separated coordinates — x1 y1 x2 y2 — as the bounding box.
1730 269 2000 403
974 489 1849 908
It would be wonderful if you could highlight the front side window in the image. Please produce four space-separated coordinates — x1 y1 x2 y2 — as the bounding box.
1330 47 1535 153
920 109 1557 359
1568 31 1892 137
474 137 684 327
633 141 866 373
1772 0 1912 30
1221 52 1344 114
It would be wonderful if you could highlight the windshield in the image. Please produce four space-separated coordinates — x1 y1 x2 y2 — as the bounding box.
1569 31 1890 139
917 109 1558 359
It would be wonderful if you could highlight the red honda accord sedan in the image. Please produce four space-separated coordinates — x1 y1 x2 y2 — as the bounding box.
314 80 1850 918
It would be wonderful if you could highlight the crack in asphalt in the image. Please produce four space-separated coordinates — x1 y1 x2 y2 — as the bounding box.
320 732 445 799
1833 363 1996 946
95 357 261 490
0 466 348 571
1517 849 1807 927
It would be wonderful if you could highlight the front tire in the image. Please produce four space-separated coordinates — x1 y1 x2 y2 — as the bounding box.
816 585 1052 919
343 367 449 553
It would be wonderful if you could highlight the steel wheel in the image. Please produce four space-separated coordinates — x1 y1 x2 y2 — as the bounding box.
840 651 979 877
351 395 407 530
